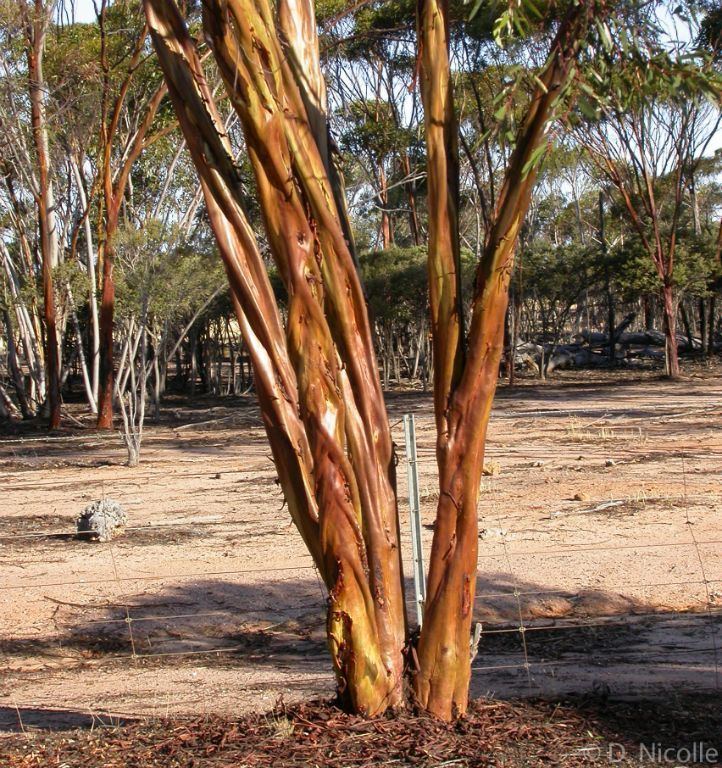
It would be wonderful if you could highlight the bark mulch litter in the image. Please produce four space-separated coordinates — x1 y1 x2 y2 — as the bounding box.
1 695 719 767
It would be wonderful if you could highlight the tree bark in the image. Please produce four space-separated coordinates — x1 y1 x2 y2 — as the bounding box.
70 155 100 408
679 301 694 353
23 0 61 429
662 283 680 377
415 0 598 719
145 0 602 721
0 240 44 411
707 295 716 355
599 192 615 363
96 231 116 428
144 0 405 715
95 6 167 428
699 298 707 358
2 310 32 418
0 382 20 420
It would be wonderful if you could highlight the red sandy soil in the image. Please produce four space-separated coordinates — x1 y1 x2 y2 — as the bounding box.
1 366 720 729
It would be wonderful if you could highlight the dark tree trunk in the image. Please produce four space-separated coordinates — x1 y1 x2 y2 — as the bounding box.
97 239 116 429
3 310 33 418
679 301 694 352
699 298 707 357
708 295 717 355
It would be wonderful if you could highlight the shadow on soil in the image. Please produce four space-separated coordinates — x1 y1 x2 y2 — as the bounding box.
2 574 717 731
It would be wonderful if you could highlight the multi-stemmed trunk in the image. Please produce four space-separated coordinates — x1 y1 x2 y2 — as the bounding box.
144 0 601 719
413 0 599 719
144 0 406 714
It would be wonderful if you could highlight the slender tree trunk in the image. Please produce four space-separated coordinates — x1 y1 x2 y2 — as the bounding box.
96 234 116 428
707 295 716 355
70 155 101 405
415 0 597 719
3 310 32 418
411 321 425 380
644 295 654 331
699 298 707 358
403 152 421 246
3 178 46 399
679 301 694 352
599 193 615 363
1 242 44 411
509 287 518 387
94 7 166 428
662 283 680 378
70 302 97 413
189 329 197 396
378 165 393 249
503 302 512 382
0 382 20 420
24 0 61 429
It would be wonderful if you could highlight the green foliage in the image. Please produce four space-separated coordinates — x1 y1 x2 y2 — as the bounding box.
359 246 477 325
353 0 415 34
456 63 525 148
570 3 722 123
339 99 416 162
45 22 102 102
53 258 91 308
360 247 428 326
315 0 349 25
521 240 601 308
615 229 722 300
114 220 226 325
698 3 722 57
523 160 722 309
471 0 548 44
320 0 503 59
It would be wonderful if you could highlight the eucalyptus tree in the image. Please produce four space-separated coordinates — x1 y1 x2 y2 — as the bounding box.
321 2 424 251
139 0 622 720
15 0 62 427
93 0 169 429
570 3 722 376
1 0 92 423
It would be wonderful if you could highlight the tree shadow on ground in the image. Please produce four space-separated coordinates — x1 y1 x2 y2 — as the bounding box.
2 573 717 726
0 707 136 732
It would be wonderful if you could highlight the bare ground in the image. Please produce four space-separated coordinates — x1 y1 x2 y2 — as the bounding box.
0 366 720 730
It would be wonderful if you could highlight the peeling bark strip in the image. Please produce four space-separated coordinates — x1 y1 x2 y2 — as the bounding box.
415 0 603 719
143 0 405 715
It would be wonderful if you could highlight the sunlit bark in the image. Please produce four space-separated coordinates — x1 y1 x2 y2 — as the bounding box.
415 0 600 719
95 3 167 428
144 0 405 714
20 0 61 429
145 0 602 720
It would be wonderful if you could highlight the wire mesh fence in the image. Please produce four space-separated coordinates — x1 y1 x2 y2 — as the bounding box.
1 381 720 727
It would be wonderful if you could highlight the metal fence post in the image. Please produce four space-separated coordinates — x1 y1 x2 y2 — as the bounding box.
403 413 426 627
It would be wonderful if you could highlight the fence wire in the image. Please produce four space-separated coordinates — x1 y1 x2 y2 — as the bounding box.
1 408 719 726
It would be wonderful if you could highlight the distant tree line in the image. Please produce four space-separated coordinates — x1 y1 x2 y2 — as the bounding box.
1 0 721 432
